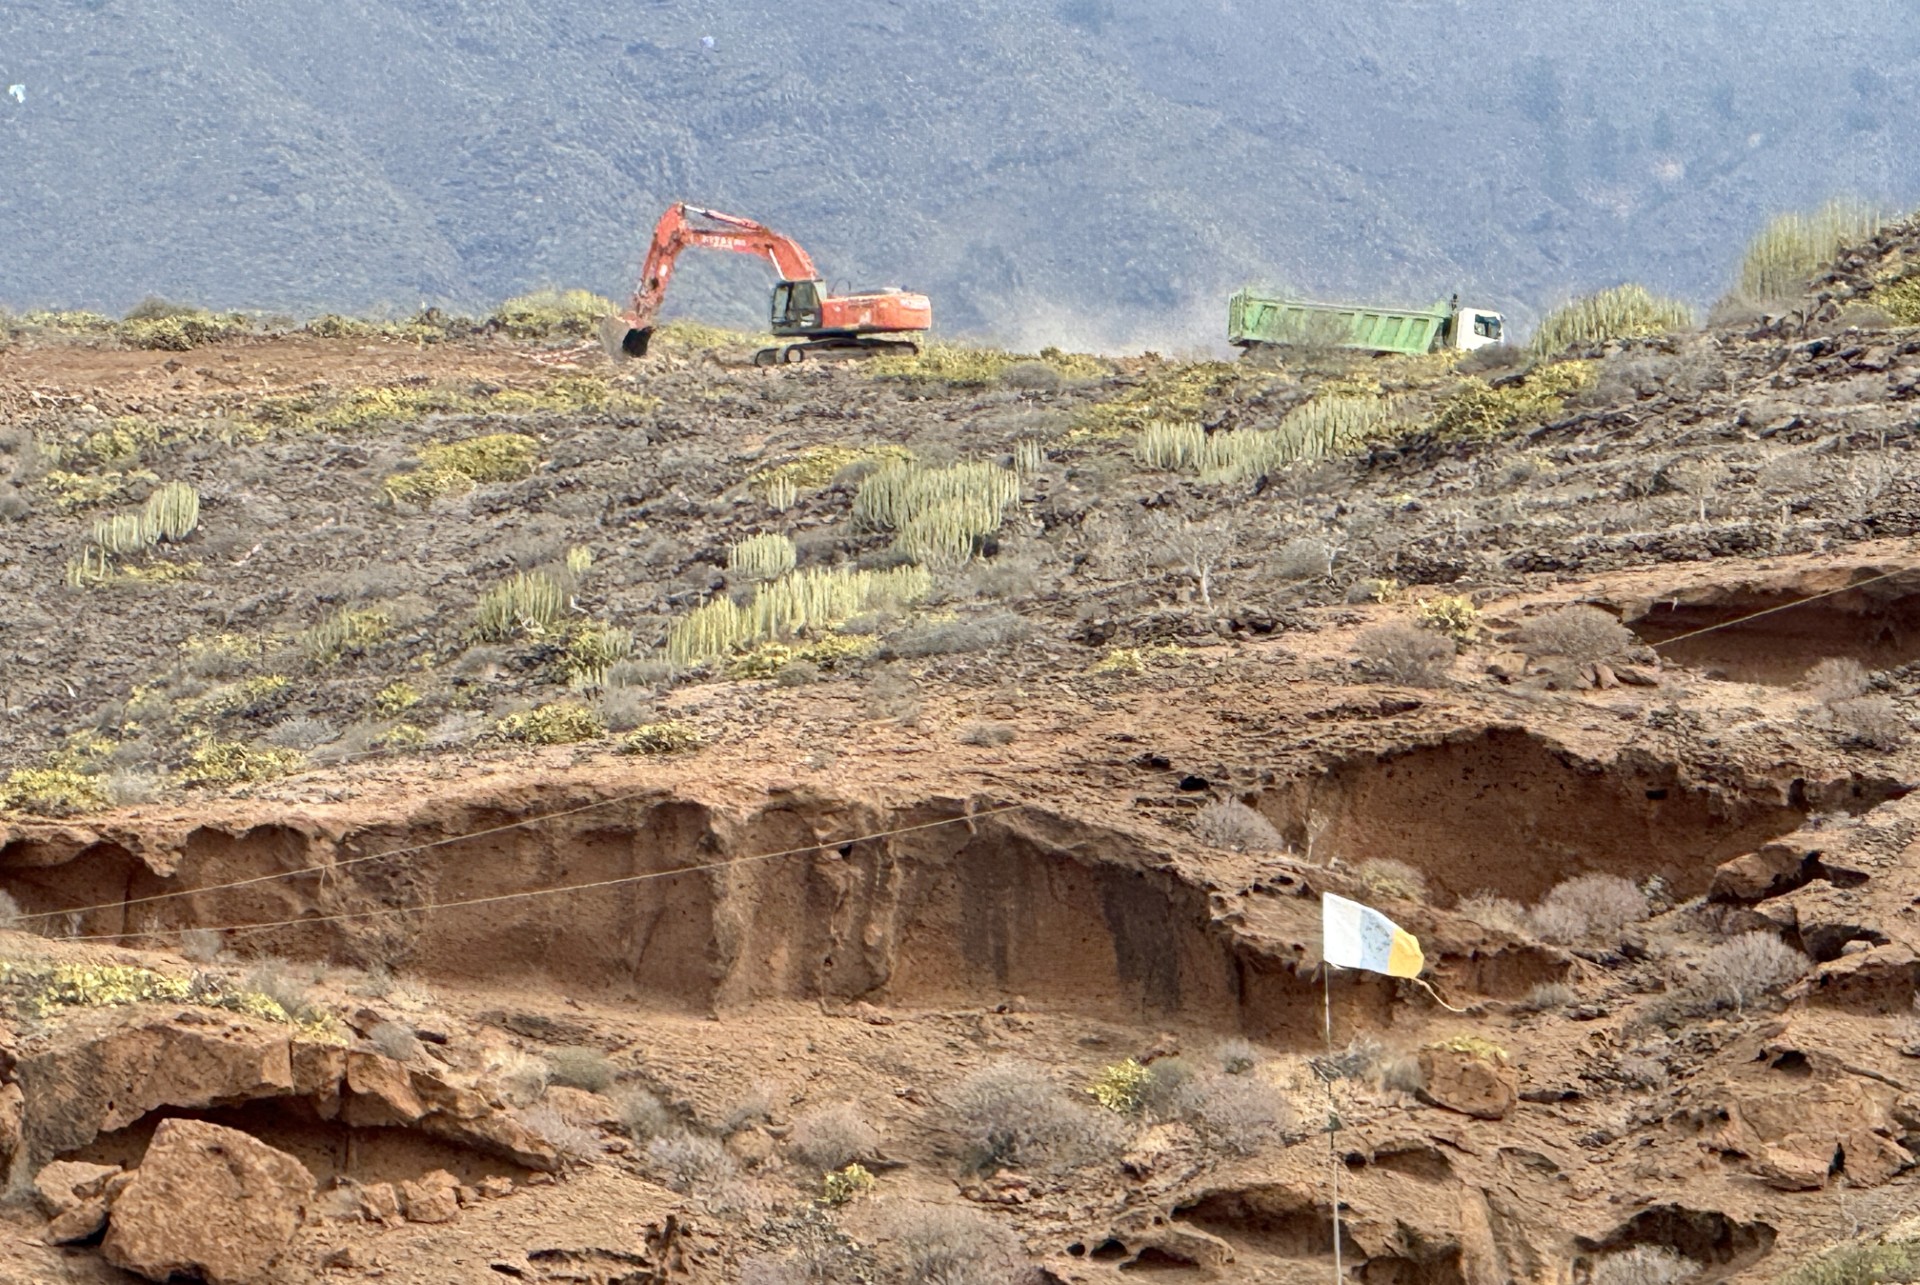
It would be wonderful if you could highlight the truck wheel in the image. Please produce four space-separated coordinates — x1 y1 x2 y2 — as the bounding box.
782 345 807 364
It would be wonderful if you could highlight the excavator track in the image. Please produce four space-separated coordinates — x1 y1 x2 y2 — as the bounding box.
751 337 923 367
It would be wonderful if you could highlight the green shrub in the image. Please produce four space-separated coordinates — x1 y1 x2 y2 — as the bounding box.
496 702 604 745
749 443 912 497
1530 285 1694 356
491 289 619 339
371 680 422 717
870 342 1105 388
22 309 116 333
666 565 930 667
727 533 798 583
475 572 567 641
0 767 108 816
1874 272 1920 325
178 742 307 787
298 608 391 665
560 621 634 687
1776 1236 1920 1285
145 481 200 541
618 720 706 755
1737 201 1885 303
1089 1058 1155 1114
384 432 539 505
122 310 251 351
821 1163 876 1206
1428 361 1593 440
852 461 1022 569
89 511 158 556
1414 594 1479 643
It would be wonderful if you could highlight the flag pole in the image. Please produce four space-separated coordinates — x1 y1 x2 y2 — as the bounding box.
1323 962 1342 1285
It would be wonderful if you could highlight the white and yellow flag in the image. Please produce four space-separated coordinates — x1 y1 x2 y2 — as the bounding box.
1322 892 1425 979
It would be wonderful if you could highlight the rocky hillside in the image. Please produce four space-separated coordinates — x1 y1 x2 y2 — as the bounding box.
3 1 1919 344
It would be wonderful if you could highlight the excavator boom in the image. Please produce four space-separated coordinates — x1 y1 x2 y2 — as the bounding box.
601 202 929 363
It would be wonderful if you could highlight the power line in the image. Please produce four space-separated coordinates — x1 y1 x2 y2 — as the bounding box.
54 803 1028 944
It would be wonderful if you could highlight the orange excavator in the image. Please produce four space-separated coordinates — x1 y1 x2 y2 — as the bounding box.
600 203 932 366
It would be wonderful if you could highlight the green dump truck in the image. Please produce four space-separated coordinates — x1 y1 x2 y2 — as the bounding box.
1228 290 1506 357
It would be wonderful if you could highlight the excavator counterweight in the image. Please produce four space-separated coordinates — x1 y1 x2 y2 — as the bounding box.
603 203 931 365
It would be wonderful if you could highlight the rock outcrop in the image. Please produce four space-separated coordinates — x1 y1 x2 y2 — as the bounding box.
101 1119 314 1285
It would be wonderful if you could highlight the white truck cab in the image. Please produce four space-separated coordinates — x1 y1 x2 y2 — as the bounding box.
1447 297 1506 351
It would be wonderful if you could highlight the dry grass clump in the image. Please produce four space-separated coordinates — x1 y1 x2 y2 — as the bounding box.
888 611 1031 658
1823 694 1909 750
520 1104 602 1163
1355 857 1428 903
298 607 390 666
1191 799 1284 853
1530 874 1649 945
1514 981 1576 1013
1170 1070 1291 1156
1592 1246 1697 1285
874 1205 1031 1285
946 1059 1123 1173
1457 893 1531 935
1530 285 1694 357
647 1130 737 1192
616 1088 672 1140
1515 605 1635 667
1805 657 1871 701
957 720 1017 747
1354 623 1454 686
789 1103 880 1172
1690 932 1809 1010
546 1046 615 1093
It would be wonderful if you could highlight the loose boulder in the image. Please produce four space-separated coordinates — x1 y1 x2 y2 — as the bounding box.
102 1119 315 1285
1417 1042 1519 1120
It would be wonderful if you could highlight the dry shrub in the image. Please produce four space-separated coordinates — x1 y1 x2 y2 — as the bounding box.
1355 857 1427 903
1805 657 1871 702
488 1048 551 1107
521 1104 601 1163
1531 874 1649 944
1515 981 1575 1013
945 1059 1123 1173
616 1087 672 1140
1375 1052 1426 1095
957 720 1016 747
1457 893 1531 936
1824 694 1909 750
876 1205 1032 1285
789 1103 880 1172
724 1084 776 1134
368 1020 421 1062
1215 1037 1260 1075
889 611 1032 657
1354 622 1454 687
1692 932 1808 1010
1169 1072 1291 1155
647 1130 736 1192
242 959 317 1022
1593 1247 1697 1285
177 927 223 963
1000 360 1065 393
1516 605 1635 666
1272 536 1332 580
1190 799 1284 853
546 1046 614 1093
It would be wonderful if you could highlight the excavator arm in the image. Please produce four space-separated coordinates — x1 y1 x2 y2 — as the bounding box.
602 203 821 359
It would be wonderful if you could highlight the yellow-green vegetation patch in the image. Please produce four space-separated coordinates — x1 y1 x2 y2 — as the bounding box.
869 342 1107 388
618 720 706 755
182 632 272 670
1089 1058 1155 1114
41 468 159 514
1071 360 1244 439
749 443 914 497
1414 595 1480 644
20 309 117 333
122 310 253 351
1776 1231 1920 1285
1431 1034 1509 1063
475 571 567 642
559 621 635 687
373 723 429 749
491 288 619 339
1427 361 1594 441
496 702 604 745
1089 644 1189 676
1873 268 1920 326
0 962 345 1040
727 533 798 584
315 385 475 434
667 565 932 667
383 432 540 506
372 680 423 718
821 1163 877 1206
298 607 391 665
726 633 876 680
651 319 775 351
179 741 307 788
193 675 292 719
1530 284 1694 357
0 767 107 817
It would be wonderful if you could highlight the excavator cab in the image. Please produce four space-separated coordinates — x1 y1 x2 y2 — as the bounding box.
770 279 823 336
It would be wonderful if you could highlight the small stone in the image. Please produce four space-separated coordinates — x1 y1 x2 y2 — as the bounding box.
399 1177 459 1224
477 1176 514 1199
359 1181 402 1224
44 1196 108 1245
456 1185 481 1208
34 1160 122 1216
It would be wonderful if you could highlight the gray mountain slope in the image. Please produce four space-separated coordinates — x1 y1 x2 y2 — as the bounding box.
1 0 1915 347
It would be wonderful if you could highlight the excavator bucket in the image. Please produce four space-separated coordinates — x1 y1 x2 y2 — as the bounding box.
598 314 652 362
